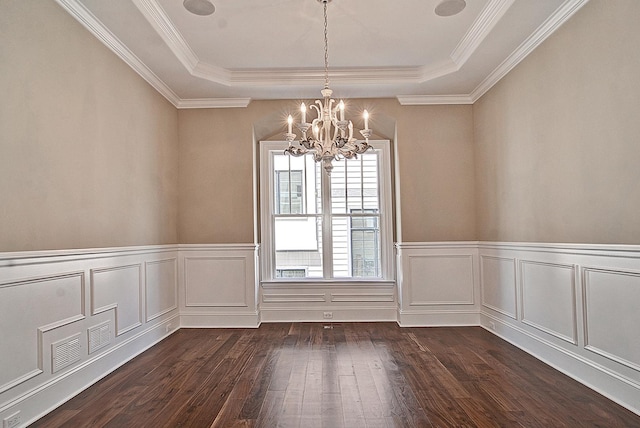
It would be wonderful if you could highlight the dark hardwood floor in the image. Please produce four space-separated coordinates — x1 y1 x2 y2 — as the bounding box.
31 323 640 427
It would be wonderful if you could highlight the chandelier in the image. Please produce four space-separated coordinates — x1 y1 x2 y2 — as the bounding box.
284 0 372 174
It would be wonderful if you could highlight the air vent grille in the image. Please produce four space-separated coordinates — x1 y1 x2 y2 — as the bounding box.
52 333 81 373
88 321 111 354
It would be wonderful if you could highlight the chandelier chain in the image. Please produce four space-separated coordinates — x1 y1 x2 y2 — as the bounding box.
284 0 372 174
323 1 329 89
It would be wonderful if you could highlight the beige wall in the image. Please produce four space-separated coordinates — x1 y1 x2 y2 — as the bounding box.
474 0 640 244
178 100 476 244
0 0 179 252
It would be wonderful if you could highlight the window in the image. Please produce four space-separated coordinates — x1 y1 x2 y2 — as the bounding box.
260 141 393 282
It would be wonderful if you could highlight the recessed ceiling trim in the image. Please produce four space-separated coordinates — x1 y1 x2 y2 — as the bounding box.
450 0 515 66
227 67 426 86
177 98 252 109
469 0 591 102
132 0 199 71
397 95 474 105
192 62 232 85
54 0 181 107
189 61 461 88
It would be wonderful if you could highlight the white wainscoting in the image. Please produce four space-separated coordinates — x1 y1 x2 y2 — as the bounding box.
0 246 179 426
395 242 480 326
3 241 639 423
479 242 640 416
178 244 259 328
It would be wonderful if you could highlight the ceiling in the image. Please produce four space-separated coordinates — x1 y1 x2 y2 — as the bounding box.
56 0 589 108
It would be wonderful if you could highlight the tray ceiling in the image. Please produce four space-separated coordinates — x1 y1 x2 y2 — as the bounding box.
56 0 589 107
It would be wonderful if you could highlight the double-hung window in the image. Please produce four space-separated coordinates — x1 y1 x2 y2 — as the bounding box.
260 140 393 282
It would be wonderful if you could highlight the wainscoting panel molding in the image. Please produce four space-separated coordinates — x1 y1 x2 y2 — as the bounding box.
396 242 480 326
0 246 180 427
0 272 85 395
520 260 577 345
91 264 143 336
480 255 517 319
179 244 259 328
479 242 640 416
583 267 640 372
145 258 178 322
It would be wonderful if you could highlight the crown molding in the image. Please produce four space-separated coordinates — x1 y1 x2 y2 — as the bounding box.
176 98 252 109
451 0 516 66
396 95 474 106
470 0 591 102
54 0 181 107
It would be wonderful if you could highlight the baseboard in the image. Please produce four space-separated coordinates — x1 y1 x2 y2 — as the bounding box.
180 311 260 328
480 313 640 415
397 309 480 327
6 314 179 427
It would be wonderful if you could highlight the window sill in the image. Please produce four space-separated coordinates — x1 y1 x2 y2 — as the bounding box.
261 279 396 288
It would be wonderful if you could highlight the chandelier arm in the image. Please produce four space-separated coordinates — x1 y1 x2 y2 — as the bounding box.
309 103 321 121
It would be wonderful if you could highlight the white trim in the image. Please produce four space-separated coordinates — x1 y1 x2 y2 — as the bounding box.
179 244 258 252
478 241 640 257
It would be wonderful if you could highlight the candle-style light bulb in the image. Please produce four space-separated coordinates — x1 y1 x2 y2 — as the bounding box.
363 110 369 129
338 100 345 121
300 103 306 123
313 124 319 140
287 115 293 134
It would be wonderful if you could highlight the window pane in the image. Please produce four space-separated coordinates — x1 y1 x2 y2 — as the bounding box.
331 153 379 214
274 216 323 278
275 170 303 214
349 211 381 278
331 216 350 277
331 214 381 278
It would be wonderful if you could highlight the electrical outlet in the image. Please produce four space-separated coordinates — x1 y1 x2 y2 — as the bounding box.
489 321 496 330
165 323 172 333
4 411 21 428
323 312 333 319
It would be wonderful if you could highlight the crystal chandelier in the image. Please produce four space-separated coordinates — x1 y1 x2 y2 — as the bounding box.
284 0 372 174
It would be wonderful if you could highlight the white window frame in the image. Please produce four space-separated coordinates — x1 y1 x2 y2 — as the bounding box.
259 140 394 283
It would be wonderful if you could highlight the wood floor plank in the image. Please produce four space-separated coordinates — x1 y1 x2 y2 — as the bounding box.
31 323 640 427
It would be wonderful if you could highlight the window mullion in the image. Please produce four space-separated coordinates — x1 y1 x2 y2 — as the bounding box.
321 169 333 279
